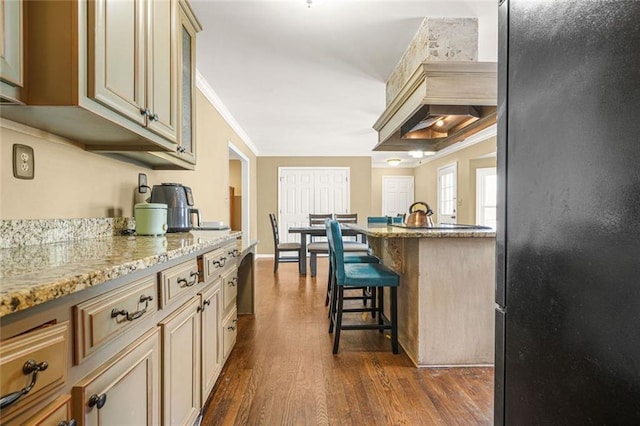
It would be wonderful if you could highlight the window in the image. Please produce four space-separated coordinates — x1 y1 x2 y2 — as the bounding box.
476 167 497 228
437 163 457 224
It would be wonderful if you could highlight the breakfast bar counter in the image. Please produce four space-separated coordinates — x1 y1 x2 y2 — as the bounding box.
348 224 496 367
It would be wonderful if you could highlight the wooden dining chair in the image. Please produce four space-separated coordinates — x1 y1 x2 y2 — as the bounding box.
308 213 333 277
269 213 301 274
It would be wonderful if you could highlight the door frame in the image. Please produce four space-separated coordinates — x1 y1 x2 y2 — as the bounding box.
228 141 250 238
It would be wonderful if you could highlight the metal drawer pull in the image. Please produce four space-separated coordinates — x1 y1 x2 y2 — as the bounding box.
58 420 77 426
0 359 49 410
213 257 227 268
111 295 153 321
178 271 199 288
197 299 211 313
228 249 240 258
227 318 238 331
88 393 107 409
227 276 238 287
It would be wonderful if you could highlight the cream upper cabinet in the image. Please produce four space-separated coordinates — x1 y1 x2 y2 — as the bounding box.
0 0 24 103
148 0 179 142
89 0 178 142
0 0 201 169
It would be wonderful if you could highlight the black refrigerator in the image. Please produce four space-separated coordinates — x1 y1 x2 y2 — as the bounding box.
495 1 640 424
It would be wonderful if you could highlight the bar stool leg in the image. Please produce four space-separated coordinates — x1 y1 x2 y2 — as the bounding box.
325 262 332 306
378 287 384 330
328 281 337 333
333 286 344 354
391 287 398 354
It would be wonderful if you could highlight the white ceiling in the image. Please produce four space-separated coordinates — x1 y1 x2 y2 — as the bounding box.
190 0 498 168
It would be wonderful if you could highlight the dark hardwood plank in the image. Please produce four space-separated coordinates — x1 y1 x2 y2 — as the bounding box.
202 258 493 425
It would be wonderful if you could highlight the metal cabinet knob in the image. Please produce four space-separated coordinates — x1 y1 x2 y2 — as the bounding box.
88 393 107 409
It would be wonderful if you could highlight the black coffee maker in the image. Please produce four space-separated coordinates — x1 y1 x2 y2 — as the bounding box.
150 183 200 232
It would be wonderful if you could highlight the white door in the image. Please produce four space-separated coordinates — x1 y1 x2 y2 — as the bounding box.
437 163 458 224
278 167 350 243
476 167 497 228
382 176 414 216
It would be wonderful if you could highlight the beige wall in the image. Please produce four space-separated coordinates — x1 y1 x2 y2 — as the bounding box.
256 157 372 255
414 137 496 225
1 90 258 240
371 167 415 215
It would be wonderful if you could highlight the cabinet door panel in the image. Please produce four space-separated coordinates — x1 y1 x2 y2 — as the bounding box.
88 0 146 125
147 0 178 142
200 283 221 400
72 328 160 426
0 0 23 86
176 1 197 163
159 296 201 426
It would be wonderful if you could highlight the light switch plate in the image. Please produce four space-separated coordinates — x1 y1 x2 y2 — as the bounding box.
13 144 35 180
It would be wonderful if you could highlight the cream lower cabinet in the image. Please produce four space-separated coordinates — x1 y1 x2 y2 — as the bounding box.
199 283 222 402
159 296 201 426
72 328 161 426
23 394 75 426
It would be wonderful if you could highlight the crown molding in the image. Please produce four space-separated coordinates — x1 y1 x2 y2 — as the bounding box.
195 69 259 156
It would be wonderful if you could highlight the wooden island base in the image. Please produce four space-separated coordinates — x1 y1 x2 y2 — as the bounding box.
353 225 496 367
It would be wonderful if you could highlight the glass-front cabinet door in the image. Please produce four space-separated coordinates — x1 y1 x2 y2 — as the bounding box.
176 0 201 164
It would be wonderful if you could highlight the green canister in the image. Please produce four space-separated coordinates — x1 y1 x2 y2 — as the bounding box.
134 203 168 235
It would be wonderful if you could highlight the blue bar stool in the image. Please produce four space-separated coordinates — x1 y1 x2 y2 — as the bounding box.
324 219 380 315
327 220 400 354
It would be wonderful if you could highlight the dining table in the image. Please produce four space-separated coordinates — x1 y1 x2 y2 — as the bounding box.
288 224 366 275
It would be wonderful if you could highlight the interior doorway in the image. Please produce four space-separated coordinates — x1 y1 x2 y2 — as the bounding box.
381 176 414 216
228 142 250 237
278 167 350 244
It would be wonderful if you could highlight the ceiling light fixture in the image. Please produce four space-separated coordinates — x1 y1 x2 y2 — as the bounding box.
307 0 312 8
436 119 445 127
387 158 401 166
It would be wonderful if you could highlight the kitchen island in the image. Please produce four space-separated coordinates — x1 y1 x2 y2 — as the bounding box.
348 224 496 367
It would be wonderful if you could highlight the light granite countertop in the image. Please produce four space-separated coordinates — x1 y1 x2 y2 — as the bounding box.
0 230 250 318
348 224 497 238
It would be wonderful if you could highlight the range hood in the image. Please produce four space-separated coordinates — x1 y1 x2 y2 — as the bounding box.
373 61 497 152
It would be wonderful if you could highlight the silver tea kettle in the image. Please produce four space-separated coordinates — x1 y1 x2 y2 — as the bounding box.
150 183 200 232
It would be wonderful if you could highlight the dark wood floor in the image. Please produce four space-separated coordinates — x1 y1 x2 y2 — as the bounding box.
202 258 494 425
